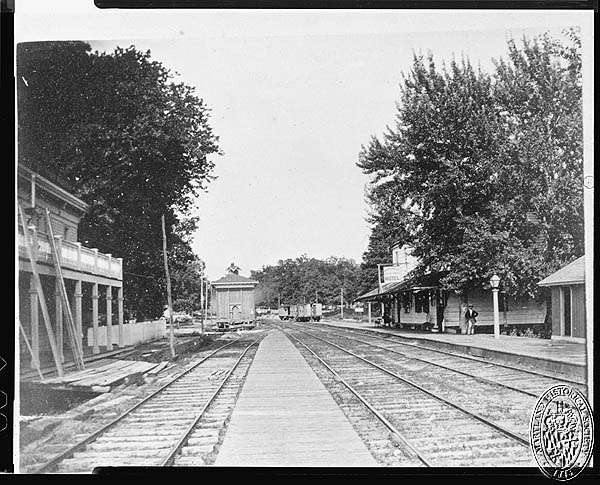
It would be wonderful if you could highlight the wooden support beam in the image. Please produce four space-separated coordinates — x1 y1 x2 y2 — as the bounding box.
18 204 64 377
18 318 44 381
55 279 64 363
45 209 85 369
73 280 83 352
28 276 39 370
106 285 113 351
92 283 99 354
118 287 124 348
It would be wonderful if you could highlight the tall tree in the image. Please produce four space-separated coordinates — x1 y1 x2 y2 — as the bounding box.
358 30 583 300
17 41 221 319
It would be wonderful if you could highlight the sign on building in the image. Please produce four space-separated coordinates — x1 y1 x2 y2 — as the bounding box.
382 265 407 283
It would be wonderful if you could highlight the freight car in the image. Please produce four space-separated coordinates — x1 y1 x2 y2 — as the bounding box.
278 305 294 321
278 303 322 322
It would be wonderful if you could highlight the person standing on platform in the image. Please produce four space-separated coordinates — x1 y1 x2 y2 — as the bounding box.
464 304 478 335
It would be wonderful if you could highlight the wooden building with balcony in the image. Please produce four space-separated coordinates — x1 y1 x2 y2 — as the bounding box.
17 164 125 375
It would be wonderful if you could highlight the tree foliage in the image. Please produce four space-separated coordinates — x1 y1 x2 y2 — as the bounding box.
358 30 583 299
251 255 362 307
17 41 221 318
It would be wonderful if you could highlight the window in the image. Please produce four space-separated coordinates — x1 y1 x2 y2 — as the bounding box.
401 292 411 313
414 291 429 314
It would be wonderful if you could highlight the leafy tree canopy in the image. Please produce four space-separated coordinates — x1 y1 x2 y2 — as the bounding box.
17 41 221 319
251 255 362 307
358 30 583 300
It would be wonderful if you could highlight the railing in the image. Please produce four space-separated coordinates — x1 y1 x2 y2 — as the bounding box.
18 228 122 280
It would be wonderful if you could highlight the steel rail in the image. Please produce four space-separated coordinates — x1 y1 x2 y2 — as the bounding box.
33 337 247 474
289 321 541 398
160 337 262 466
287 332 431 467
287 325 530 448
319 322 585 386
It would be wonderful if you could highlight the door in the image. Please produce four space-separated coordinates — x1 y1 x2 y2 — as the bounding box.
436 290 446 330
562 287 572 336
230 304 242 323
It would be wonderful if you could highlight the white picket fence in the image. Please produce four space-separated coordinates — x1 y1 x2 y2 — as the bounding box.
87 320 167 347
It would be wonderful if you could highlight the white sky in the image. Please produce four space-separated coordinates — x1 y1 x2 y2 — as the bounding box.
14 2 594 280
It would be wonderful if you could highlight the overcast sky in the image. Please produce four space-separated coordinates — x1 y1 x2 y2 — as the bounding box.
15 3 594 280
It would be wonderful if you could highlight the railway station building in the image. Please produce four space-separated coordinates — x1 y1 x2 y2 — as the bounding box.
538 255 587 342
17 164 125 376
355 242 548 335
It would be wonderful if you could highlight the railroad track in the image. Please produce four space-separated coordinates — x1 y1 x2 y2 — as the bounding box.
32 336 263 473
289 321 587 397
279 324 535 467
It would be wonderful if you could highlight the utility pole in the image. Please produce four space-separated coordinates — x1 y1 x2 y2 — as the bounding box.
161 214 176 359
204 277 209 327
207 282 211 325
340 287 344 320
200 275 204 335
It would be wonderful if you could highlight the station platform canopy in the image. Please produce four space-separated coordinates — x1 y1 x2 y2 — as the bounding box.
354 273 441 303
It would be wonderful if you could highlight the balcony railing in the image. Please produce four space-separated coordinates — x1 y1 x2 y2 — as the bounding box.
18 228 122 281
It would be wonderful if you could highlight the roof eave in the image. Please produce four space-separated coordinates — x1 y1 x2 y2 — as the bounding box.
538 279 585 287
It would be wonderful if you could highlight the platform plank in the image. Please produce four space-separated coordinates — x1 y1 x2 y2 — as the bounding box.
215 330 377 467
77 361 155 387
41 359 127 385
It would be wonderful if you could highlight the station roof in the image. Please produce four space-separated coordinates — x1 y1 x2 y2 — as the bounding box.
538 256 585 287
212 273 259 286
354 273 439 302
18 164 89 214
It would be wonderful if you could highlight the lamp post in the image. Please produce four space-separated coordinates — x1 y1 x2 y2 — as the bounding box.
490 274 501 339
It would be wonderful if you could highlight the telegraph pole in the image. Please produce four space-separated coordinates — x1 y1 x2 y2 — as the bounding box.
340 288 344 320
206 281 211 325
161 215 176 359
200 274 205 335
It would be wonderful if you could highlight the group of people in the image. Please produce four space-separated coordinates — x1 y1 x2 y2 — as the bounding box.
376 304 479 334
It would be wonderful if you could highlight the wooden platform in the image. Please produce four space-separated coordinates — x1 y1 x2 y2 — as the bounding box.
215 330 378 466
27 358 171 393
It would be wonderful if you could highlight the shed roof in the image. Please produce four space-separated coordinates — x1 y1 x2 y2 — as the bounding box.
538 256 585 287
212 273 259 286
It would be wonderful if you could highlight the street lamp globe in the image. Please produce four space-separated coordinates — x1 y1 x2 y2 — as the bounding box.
490 274 500 289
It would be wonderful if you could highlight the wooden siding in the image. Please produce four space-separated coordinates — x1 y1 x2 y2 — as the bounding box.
551 287 561 336
18 184 82 243
396 294 435 326
443 293 463 328
552 284 586 339
443 289 545 329
214 286 256 322
571 284 586 338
